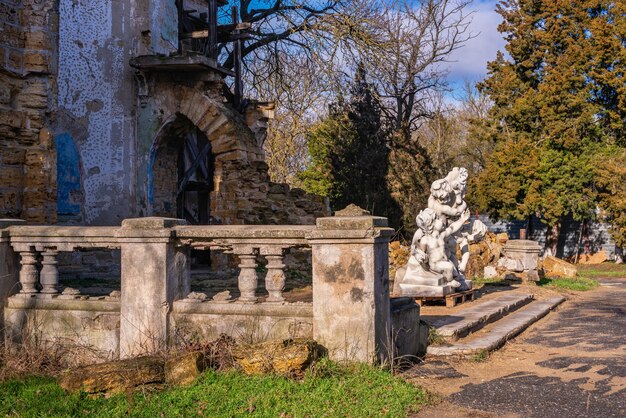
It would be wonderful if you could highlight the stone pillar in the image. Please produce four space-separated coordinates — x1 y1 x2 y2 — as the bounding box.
233 246 259 302
116 217 189 358
261 246 287 303
17 249 39 295
40 248 59 295
307 208 394 364
0 219 26 337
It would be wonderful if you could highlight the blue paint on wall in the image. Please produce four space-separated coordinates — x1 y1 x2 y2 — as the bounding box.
55 133 82 216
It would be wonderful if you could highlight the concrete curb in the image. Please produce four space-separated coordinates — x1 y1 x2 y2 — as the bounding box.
431 293 535 340
427 297 566 357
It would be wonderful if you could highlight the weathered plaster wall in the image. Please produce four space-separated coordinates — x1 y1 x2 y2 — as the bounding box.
4 299 120 364
0 0 58 223
56 0 136 225
2 0 328 228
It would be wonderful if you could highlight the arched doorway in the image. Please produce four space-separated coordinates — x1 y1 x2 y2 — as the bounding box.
151 114 214 225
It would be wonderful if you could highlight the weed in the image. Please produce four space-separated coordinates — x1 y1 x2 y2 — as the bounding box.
428 327 447 346
470 349 489 362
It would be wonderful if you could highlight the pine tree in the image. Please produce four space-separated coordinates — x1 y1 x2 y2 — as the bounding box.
299 66 401 226
472 0 626 255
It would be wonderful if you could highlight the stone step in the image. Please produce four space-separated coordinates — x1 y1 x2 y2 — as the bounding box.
426 297 566 357
429 293 535 340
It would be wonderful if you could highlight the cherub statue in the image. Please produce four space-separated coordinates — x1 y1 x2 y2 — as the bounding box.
395 167 487 297
427 178 466 223
410 207 470 288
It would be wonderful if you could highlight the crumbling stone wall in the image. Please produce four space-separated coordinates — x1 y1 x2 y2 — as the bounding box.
1 0 328 227
0 0 58 222
142 82 329 225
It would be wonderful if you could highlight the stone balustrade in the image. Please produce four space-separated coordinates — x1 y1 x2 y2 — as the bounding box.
175 224 313 303
4 225 120 297
0 214 419 364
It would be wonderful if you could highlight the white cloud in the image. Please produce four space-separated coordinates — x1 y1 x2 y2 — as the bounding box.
446 0 507 87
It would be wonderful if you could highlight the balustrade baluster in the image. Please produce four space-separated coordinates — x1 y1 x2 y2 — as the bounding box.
40 248 59 294
18 249 39 295
235 247 258 302
262 246 286 302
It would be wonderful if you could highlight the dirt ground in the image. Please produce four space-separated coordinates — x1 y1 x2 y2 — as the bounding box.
405 271 626 418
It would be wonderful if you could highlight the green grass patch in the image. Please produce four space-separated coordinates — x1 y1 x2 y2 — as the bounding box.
576 263 626 279
470 349 489 363
536 276 599 291
471 276 510 288
0 360 428 417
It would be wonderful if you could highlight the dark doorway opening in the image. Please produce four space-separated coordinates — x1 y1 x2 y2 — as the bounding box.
176 125 213 225
152 115 214 226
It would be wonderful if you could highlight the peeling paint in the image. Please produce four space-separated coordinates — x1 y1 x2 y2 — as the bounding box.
58 0 133 225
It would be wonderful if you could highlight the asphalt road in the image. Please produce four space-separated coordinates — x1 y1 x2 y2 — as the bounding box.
412 276 626 418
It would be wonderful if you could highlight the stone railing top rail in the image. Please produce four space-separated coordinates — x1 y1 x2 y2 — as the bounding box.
175 224 314 238
6 225 120 238
175 225 315 248
5 225 121 251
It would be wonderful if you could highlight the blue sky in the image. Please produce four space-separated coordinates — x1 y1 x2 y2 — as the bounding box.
445 0 507 97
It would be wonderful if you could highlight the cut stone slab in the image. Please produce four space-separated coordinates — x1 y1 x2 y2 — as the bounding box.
427 297 565 357
399 283 455 297
428 293 535 340
543 256 578 278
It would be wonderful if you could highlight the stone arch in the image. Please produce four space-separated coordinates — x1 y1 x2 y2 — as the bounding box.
148 85 264 224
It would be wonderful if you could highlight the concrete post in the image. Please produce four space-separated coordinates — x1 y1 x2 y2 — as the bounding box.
307 211 394 364
116 217 189 358
0 219 26 339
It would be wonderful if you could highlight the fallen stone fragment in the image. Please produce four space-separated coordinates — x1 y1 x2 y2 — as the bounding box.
232 338 326 377
543 256 578 278
165 352 209 386
58 356 165 396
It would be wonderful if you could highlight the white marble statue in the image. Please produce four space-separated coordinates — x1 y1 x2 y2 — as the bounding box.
396 167 487 297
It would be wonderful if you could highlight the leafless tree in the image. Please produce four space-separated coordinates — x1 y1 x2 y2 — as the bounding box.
363 0 474 140
248 51 331 183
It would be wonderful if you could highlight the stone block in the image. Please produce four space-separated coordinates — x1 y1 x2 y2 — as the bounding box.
0 3 20 26
578 250 608 265
524 269 540 281
504 258 524 272
398 283 454 297
543 256 578 278
6 48 24 73
0 148 26 165
232 339 325 377
24 31 52 51
120 216 186 230
0 188 22 215
23 51 50 73
58 356 165 395
484 265 498 279
309 214 392 363
391 298 426 359
1 26 25 49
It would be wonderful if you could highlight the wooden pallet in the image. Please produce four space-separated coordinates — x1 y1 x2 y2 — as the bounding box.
415 289 475 308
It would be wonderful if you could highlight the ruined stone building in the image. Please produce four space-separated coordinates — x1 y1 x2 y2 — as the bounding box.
0 0 329 226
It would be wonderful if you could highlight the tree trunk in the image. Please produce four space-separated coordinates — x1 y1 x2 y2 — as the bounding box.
615 246 624 264
545 221 561 257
